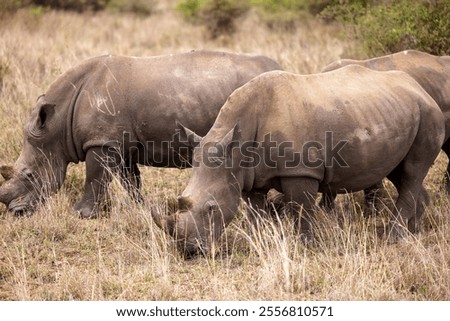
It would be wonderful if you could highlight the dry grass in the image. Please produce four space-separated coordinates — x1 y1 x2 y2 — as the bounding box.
0 1 449 300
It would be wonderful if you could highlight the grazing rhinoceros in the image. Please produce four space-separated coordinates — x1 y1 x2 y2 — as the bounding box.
320 50 450 210
153 65 445 258
0 50 281 217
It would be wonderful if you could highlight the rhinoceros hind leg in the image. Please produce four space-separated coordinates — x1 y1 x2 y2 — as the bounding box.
362 181 384 216
441 138 450 194
74 147 115 219
387 164 433 242
119 161 144 203
386 100 443 242
406 186 430 234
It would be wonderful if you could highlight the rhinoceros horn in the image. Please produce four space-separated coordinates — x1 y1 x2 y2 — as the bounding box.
0 165 14 181
177 196 192 211
151 205 176 237
153 196 193 235
0 165 14 204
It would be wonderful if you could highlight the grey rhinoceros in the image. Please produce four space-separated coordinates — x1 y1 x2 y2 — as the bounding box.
0 50 281 217
321 50 450 210
153 65 445 258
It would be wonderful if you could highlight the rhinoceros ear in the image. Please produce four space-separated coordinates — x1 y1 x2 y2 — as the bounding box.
218 122 241 158
36 103 56 129
176 121 203 148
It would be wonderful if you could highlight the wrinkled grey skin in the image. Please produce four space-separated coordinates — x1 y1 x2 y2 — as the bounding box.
0 50 281 217
321 50 450 210
154 66 445 258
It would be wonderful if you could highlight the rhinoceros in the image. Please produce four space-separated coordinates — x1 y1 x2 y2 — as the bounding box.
0 50 281 217
153 65 445 258
321 50 450 210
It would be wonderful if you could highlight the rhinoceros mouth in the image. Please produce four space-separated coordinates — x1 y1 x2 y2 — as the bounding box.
179 239 209 260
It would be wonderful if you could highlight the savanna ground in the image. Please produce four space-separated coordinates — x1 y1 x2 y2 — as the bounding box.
0 1 449 300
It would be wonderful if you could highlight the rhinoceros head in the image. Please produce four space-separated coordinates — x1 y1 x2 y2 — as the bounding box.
0 96 69 215
152 125 241 258
153 123 243 258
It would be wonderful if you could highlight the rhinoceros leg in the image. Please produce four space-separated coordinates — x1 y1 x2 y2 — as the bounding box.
318 192 336 211
387 167 428 241
406 186 430 234
118 161 144 203
280 177 319 241
387 99 442 241
441 139 450 194
241 190 270 228
362 181 383 215
74 147 116 218
242 189 285 228
320 183 383 215
387 155 434 242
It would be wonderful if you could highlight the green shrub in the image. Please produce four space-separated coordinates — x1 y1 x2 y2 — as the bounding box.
176 0 337 32
0 0 111 12
32 0 110 11
0 0 156 15
176 0 207 18
0 0 33 12
176 0 249 38
107 0 156 15
249 0 305 30
249 0 304 12
323 0 450 56
202 0 248 37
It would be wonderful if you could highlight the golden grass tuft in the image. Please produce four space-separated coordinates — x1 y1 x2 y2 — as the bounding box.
0 2 449 300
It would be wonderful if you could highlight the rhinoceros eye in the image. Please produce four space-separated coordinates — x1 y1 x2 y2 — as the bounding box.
21 169 35 180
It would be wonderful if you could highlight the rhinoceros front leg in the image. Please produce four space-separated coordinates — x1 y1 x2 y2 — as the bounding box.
280 177 319 242
74 147 116 218
241 189 285 228
318 192 336 211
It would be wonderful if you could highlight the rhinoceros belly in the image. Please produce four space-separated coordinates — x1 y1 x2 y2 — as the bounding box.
317 104 419 193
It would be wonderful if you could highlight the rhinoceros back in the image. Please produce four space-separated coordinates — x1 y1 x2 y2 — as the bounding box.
69 51 281 167
208 65 442 193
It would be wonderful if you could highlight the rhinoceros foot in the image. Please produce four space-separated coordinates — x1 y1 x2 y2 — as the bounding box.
387 221 410 244
74 202 98 219
445 172 450 195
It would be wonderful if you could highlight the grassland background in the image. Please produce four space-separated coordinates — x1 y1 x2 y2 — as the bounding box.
0 0 449 300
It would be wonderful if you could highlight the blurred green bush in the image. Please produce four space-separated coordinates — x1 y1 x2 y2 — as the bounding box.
0 0 156 14
176 0 449 55
176 0 249 38
1 0 448 55
0 0 32 12
176 0 335 32
32 0 109 11
323 0 450 56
